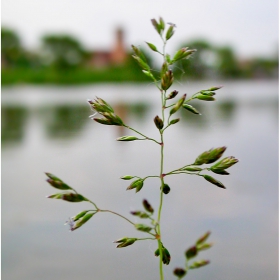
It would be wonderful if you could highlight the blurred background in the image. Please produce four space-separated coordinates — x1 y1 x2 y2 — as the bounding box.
2 1 278 280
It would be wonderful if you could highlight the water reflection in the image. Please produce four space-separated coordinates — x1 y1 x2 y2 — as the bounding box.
2 98 278 146
178 100 238 129
1 106 28 143
0 102 156 142
127 102 150 119
1 82 278 280
216 100 237 123
41 105 88 139
179 102 208 127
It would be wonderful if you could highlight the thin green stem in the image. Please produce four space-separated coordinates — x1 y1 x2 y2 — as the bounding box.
136 237 156 241
157 131 165 280
124 125 161 145
166 171 197 176
165 167 208 177
164 103 176 109
164 164 196 175
70 188 79 195
143 175 160 180
155 37 169 280
86 198 99 210
99 209 135 225
147 231 157 237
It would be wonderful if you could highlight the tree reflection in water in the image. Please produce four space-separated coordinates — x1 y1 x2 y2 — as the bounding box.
1 102 238 143
1 106 28 144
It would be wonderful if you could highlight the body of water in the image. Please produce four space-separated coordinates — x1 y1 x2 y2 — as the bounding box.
2 80 279 280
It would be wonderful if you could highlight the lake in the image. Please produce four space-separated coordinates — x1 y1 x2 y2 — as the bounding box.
2 80 278 280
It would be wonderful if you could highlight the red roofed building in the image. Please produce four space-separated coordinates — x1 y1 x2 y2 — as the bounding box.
87 28 127 68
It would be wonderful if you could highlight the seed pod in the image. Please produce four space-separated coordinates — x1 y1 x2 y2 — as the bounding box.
182 103 201 115
143 199 154 213
165 53 171 63
196 94 215 101
47 192 86 202
170 94 186 115
114 237 137 248
132 55 150 71
166 90 179 100
169 118 180 125
165 25 175 40
154 248 160 257
154 115 164 130
162 247 171 265
208 86 223 91
142 70 155 80
127 179 144 191
135 223 152 232
72 212 95 230
62 193 86 202
131 45 147 62
135 183 144 193
154 244 171 265
189 260 210 269
116 238 136 248
45 172 62 182
113 237 128 243
203 175 226 189
93 118 111 125
196 231 211 245
185 246 197 260
172 47 189 62
200 90 216 96
102 112 124 126
210 168 230 175
161 62 168 78
46 179 72 190
130 211 150 218
89 97 114 113
117 136 140 141
197 243 213 251
151 18 162 35
72 210 89 222
194 147 227 165
159 17 165 31
210 156 239 170
172 47 196 62
173 268 187 278
121 175 135 180
161 70 174 90
161 184 170 194
146 42 158 52
183 166 202 172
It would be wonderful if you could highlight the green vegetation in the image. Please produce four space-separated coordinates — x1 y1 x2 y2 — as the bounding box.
1 64 150 85
1 28 278 85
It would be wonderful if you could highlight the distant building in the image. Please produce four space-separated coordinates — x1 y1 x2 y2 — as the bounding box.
87 28 127 68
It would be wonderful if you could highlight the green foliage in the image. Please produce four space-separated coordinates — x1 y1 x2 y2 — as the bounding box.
41 34 87 69
174 39 213 79
2 26 278 84
216 46 241 78
1 28 26 68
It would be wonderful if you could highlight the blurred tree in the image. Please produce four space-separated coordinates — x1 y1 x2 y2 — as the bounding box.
41 35 87 70
174 39 215 79
246 57 279 78
1 28 22 68
215 46 241 78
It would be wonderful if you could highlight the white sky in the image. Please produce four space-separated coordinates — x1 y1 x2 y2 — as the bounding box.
1 0 279 58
